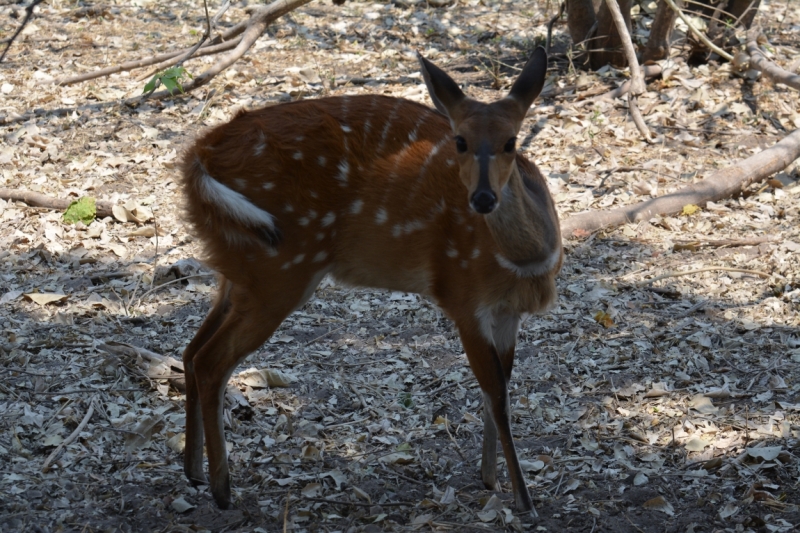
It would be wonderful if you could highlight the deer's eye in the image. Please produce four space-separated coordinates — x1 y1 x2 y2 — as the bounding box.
504 137 516 153
455 136 467 153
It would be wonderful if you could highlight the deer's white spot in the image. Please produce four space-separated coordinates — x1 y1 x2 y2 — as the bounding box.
446 248 458 258
336 160 350 184
316 232 325 241
308 210 318 220
313 250 328 262
284 204 294 213
262 182 275 190
375 207 388 225
321 212 336 227
341 124 352 133
318 155 327 166
293 151 303 160
298 217 309 226
293 254 305 264
350 199 364 215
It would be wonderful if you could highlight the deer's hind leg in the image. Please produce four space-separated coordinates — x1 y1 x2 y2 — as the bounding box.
183 276 233 485
183 266 328 508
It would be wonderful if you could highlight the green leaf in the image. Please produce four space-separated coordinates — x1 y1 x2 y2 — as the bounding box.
161 76 181 94
143 76 157 94
63 197 96 224
142 67 192 95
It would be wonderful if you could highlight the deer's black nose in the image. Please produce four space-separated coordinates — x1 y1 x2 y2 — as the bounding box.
470 190 497 214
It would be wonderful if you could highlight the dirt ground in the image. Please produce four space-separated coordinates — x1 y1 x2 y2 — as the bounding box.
1 0 800 532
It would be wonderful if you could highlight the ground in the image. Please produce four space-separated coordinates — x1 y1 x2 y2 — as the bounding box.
1 0 800 532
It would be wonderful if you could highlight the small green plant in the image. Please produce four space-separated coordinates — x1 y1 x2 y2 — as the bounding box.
63 197 96 224
143 66 192 95
398 392 414 409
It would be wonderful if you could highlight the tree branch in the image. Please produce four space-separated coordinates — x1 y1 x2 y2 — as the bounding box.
603 0 651 141
745 27 800 92
142 0 314 101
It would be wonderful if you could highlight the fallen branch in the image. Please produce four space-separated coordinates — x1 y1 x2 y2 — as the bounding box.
560 127 800 238
746 27 800 92
4 0 312 120
0 188 115 218
56 37 241 87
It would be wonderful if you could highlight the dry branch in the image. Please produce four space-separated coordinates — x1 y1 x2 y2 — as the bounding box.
603 0 651 141
0 188 115 218
663 0 734 61
746 28 800 92
560 128 800 238
56 36 242 87
143 0 314 101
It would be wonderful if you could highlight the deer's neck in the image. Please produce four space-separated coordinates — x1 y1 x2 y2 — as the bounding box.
484 162 561 278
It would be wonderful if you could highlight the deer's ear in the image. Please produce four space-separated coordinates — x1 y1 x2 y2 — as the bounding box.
507 47 548 116
418 52 465 119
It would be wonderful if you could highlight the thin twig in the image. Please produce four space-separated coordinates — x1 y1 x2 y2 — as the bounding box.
0 0 47 63
42 399 96 472
636 267 771 287
134 274 213 307
546 2 566 54
299 496 413 507
379 466 426 486
443 416 467 461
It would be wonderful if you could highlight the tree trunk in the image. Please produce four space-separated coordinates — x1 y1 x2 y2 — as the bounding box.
642 0 680 62
566 0 763 69
590 0 631 69
566 0 597 54
565 0 633 70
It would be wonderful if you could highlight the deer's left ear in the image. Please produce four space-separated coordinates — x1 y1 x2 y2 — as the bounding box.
507 47 548 115
418 52 466 119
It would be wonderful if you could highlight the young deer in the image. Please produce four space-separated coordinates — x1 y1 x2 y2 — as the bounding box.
180 47 562 514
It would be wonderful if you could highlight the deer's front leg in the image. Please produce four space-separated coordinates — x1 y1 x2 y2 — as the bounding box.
477 310 521 494
455 316 534 514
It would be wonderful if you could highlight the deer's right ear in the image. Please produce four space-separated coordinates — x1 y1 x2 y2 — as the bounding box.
418 52 465 119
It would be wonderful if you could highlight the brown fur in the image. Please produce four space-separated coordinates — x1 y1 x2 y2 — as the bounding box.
179 51 562 514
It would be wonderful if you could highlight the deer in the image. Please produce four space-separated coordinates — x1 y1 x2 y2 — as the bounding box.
179 47 562 516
